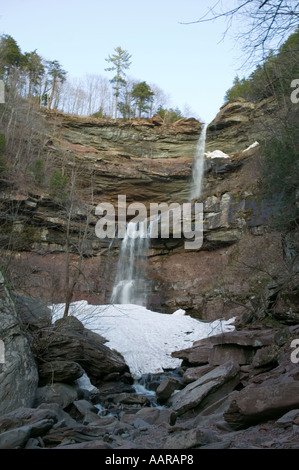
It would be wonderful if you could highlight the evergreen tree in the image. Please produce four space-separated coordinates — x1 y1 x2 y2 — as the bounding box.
105 46 132 119
45 60 67 109
0 34 22 80
22 50 45 98
131 81 154 119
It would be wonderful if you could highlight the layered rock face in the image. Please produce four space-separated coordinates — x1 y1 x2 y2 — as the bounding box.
0 98 285 320
0 273 38 415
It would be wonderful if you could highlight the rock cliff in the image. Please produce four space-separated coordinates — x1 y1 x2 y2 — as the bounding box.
0 97 285 320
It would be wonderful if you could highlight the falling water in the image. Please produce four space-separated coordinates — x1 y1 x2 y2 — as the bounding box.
111 220 150 305
189 123 208 200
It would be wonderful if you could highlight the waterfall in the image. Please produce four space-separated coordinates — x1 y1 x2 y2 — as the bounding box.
189 123 208 200
111 220 150 306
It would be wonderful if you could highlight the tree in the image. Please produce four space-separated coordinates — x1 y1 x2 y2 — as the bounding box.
45 60 67 110
131 81 154 119
105 46 132 119
22 51 45 98
0 35 22 80
186 0 299 62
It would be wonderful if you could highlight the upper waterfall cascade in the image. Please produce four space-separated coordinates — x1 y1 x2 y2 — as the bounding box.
189 123 208 200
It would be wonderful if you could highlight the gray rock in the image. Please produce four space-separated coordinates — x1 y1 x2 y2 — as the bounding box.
163 428 219 449
170 360 240 416
34 383 78 409
0 278 38 416
135 408 177 426
156 377 182 404
38 360 85 385
277 409 299 428
183 365 214 384
252 345 279 368
11 292 51 330
0 425 32 449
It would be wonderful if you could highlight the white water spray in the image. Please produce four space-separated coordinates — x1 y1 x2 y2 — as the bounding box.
189 123 208 200
111 220 150 305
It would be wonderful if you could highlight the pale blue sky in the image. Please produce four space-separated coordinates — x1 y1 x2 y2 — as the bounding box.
1 0 250 122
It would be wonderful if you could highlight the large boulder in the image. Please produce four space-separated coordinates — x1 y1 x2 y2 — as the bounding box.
224 379 299 429
37 316 131 387
169 360 240 416
0 274 38 416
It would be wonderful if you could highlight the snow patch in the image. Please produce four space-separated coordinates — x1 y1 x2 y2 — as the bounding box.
206 150 230 159
243 141 259 152
51 302 235 379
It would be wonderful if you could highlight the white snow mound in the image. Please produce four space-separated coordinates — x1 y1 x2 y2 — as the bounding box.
51 302 235 379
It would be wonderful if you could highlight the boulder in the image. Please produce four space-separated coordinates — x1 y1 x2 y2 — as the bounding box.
163 428 219 449
224 380 299 429
252 345 279 368
38 360 85 385
0 275 38 416
183 365 214 384
210 329 276 348
0 407 58 434
0 425 32 449
11 292 52 330
209 344 255 366
276 409 299 428
134 408 177 426
170 360 240 416
34 383 78 409
171 337 213 366
37 316 131 386
156 377 183 404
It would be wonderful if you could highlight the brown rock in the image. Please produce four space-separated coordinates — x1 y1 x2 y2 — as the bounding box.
183 365 215 384
38 316 131 387
171 337 213 366
134 408 177 426
209 344 255 366
224 380 299 429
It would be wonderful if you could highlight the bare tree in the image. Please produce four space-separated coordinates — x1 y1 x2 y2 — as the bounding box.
183 0 299 62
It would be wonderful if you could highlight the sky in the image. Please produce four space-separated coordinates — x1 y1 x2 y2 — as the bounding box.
0 0 250 123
